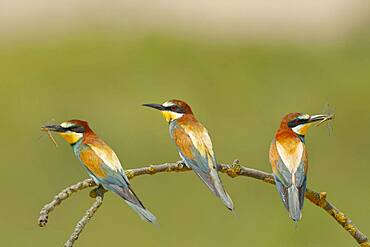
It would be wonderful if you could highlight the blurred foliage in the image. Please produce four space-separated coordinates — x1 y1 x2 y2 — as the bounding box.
0 31 369 246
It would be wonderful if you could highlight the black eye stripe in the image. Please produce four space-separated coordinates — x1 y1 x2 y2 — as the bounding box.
66 125 85 133
165 105 185 113
288 118 308 128
287 120 297 128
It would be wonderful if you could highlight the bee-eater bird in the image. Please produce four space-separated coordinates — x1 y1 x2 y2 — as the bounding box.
269 113 333 221
42 120 157 223
143 100 234 211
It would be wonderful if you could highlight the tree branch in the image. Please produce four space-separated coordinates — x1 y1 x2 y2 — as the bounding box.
64 187 106 247
38 161 370 247
38 179 96 227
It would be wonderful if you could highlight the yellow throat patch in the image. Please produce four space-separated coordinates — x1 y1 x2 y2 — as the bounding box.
293 122 314 136
161 111 183 122
59 132 83 144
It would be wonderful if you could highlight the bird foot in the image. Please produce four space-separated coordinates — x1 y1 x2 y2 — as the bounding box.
227 160 241 178
232 159 240 166
89 185 107 198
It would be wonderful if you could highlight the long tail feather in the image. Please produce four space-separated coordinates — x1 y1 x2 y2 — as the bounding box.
193 167 234 211
210 168 234 211
110 184 157 224
288 185 301 222
125 200 157 224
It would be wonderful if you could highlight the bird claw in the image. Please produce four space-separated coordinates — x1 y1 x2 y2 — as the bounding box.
89 189 98 198
232 159 240 166
89 186 107 198
227 160 241 178
175 161 187 171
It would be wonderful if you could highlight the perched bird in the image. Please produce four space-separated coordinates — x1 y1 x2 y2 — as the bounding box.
269 113 333 221
42 120 157 223
143 100 234 211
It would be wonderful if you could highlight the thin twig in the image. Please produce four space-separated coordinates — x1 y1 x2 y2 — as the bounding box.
38 161 370 247
38 179 95 227
64 188 105 247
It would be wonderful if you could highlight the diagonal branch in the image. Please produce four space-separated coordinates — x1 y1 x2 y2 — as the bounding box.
38 179 96 227
38 161 370 247
63 195 104 247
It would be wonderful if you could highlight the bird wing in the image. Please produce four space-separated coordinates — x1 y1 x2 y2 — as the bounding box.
170 121 216 175
269 139 307 221
87 139 125 173
79 143 129 187
79 143 156 223
296 148 308 209
170 121 233 210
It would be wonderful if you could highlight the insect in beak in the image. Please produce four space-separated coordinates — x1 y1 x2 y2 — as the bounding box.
41 121 60 147
46 130 58 147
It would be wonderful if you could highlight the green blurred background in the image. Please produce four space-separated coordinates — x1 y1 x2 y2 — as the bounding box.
1 2 370 246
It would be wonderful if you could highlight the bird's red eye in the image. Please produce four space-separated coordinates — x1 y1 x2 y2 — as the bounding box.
171 106 178 111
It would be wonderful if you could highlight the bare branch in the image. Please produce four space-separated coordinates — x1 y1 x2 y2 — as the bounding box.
38 161 369 247
38 179 95 227
64 187 106 247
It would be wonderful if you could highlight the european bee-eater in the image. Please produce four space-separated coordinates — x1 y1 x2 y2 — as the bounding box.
42 120 157 223
269 113 333 221
143 100 234 211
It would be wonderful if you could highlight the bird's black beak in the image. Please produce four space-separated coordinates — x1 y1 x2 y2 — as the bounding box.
41 124 66 133
308 114 334 125
142 103 166 111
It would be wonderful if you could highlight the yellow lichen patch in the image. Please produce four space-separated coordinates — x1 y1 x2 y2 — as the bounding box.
305 190 323 206
226 165 241 178
148 166 156 174
264 177 275 184
344 223 357 236
305 194 316 204
318 192 327 207
218 165 229 174
333 211 347 224
125 170 134 179
319 192 327 200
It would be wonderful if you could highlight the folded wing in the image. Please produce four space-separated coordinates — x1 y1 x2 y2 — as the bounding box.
270 140 307 221
170 122 234 210
79 143 157 223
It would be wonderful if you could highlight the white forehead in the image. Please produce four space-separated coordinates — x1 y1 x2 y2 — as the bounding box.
298 114 310 120
60 122 74 128
162 101 175 107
